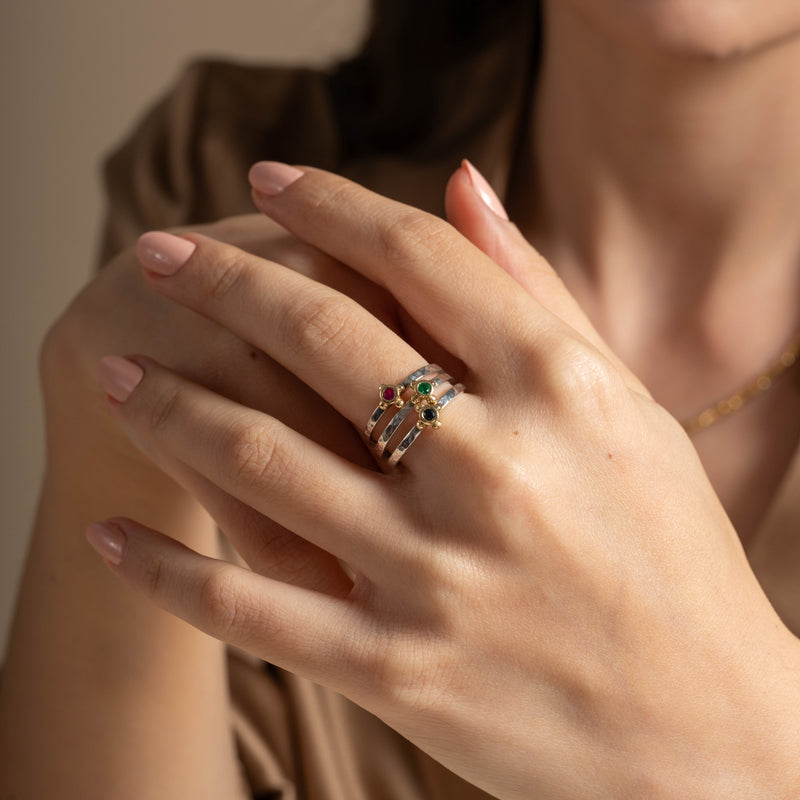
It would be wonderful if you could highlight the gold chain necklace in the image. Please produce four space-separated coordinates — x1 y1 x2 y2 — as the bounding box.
681 332 800 434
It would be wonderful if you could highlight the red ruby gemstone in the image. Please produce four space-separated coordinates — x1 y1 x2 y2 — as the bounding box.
382 387 396 402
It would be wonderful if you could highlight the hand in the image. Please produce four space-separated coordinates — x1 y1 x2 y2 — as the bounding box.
88 165 800 798
42 213 396 591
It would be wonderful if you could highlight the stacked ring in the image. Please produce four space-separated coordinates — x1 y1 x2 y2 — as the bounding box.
364 364 442 439
365 364 464 467
374 372 449 456
384 383 464 467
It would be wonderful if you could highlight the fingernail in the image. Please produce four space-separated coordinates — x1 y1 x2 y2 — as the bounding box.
249 161 304 196
462 159 509 221
137 231 196 276
86 521 126 566
97 355 144 402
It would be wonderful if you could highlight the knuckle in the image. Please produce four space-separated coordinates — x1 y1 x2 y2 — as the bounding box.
204 250 249 303
478 451 537 503
544 338 628 420
250 528 322 585
361 633 452 714
145 378 182 434
140 551 167 602
198 566 255 641
309 179 363 218
355 633 416 695
376 208 453 270
290 292 358 359
224 419 290 494
456 448 547 546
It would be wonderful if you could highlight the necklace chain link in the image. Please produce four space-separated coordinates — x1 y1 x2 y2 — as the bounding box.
680 332 800 434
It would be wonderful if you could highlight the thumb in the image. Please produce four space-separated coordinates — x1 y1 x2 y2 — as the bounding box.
445 160 640 385
444 159 527 283
445 160 582 319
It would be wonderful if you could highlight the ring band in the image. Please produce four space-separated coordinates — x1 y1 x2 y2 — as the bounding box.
374 372 449 456
364 363 442 440
384 383 464 467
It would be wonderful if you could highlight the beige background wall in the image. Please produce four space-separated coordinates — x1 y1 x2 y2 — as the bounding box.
0 0 368 656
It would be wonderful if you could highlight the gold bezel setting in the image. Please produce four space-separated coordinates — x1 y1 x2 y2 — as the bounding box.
378 383 405 410
416 399 442 429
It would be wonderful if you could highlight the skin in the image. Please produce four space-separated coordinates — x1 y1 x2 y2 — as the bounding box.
519 0 800 544
556 0 800 58
0 215 395 798
2 0 800 796
87 166 800 798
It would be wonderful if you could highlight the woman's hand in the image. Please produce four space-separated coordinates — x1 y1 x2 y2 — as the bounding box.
88 165 800 799
43 212 406 590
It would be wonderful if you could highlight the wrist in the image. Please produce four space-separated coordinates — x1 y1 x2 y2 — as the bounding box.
641 616 800 800
737 626 800 799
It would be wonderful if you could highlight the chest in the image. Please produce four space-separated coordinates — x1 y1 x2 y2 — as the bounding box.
692 383 800 636
749 521 800 638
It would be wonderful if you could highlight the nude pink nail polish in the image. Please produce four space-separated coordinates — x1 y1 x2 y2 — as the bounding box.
97 356 144 403
86 522 126 566
249 161 304 196
137 231 197 276
462 159 509 221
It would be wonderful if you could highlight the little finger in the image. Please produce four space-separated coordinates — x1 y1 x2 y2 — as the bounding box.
85 517 367 689
125 439 352 595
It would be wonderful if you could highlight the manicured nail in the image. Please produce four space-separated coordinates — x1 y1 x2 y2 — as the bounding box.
249 161 304 196
137 231 196 276
462 159 509 221
86 521 126 566
97 356 144 402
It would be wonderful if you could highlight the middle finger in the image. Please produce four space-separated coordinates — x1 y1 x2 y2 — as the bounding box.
137 231 435 432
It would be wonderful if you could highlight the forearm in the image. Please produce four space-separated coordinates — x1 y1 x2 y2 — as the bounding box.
0 415 244 798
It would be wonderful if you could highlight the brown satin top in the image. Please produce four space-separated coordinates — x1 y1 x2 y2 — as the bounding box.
98 59 800 800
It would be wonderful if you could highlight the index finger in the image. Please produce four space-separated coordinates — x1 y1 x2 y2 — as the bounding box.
249 163 562 378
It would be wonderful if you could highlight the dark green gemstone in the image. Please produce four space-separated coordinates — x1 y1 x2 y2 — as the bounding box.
417 381 433 395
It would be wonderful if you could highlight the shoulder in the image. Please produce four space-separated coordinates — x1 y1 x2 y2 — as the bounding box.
97 51 529 264
109 58 342 164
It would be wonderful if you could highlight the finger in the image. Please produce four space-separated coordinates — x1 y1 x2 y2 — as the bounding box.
86 517 364 687
131 441 353 595
137 231 433 430
98 355 393 573
199 216 464 384
248 163 559 377
444 161 649 394
205 216 400 332
445 160 585 330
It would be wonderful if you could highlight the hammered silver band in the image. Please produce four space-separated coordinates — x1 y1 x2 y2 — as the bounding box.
366 362 464 467
384 383 464 467
374 372 449 456
364 363 442 439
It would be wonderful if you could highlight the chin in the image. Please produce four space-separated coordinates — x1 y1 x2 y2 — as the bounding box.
559 0 800 61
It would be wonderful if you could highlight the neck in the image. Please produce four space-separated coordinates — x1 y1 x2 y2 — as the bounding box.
522 3 800 384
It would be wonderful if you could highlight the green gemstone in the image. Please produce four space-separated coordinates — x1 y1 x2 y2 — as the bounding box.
417 381 433 395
